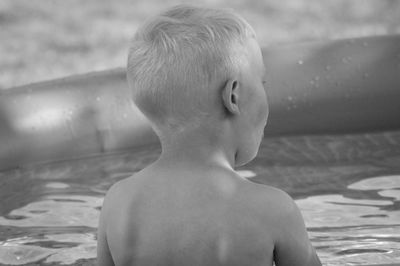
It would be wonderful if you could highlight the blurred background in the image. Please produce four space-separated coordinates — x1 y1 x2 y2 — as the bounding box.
1 0 400 90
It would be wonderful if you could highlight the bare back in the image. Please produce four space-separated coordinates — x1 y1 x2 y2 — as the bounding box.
100 167 285 266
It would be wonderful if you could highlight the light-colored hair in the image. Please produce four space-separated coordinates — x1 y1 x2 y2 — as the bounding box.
127 5 256 135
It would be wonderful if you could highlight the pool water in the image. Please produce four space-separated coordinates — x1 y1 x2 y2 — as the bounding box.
0 130 399 265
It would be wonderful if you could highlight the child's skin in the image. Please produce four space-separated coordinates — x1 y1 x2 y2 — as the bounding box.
97 27 321 266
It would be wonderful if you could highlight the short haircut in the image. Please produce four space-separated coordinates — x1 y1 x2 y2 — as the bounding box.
127 5 256 134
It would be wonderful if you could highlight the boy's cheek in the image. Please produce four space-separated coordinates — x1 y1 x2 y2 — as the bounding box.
255 98 268 128
253 85 268 125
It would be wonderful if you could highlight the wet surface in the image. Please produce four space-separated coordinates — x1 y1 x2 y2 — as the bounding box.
0 130 399 265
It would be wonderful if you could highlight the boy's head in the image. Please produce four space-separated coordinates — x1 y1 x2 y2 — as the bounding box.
127 5 268 166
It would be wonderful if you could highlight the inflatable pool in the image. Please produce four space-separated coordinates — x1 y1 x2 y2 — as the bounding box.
0 35 399 265
1 34 399 170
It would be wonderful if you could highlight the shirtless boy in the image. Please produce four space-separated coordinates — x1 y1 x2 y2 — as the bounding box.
98 5 321 266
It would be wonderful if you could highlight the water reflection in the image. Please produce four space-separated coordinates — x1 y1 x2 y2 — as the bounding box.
0 131 400 265
0 194 101 264
298 175 400 265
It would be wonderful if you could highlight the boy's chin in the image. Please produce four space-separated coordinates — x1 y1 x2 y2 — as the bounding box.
234 149 258 167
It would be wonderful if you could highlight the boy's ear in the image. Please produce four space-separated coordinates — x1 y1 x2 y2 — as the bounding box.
222 79 240 115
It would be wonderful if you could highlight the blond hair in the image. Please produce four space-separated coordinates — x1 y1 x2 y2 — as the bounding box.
127 5 255 134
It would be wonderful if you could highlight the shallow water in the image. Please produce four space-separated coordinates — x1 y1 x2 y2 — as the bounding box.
0 130 399 265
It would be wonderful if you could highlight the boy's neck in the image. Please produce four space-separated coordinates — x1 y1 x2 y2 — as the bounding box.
155 124 236 171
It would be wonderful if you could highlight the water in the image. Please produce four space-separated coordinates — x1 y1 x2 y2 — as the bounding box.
0 130 399 265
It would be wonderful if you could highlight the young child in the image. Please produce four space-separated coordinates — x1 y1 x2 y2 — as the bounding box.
97 5 321 266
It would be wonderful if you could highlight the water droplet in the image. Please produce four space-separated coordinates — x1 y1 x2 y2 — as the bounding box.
362 42 368 47
310 77 319 88
363 72 369 79
287 96 293 101
66 120 76 138
123 113 128 119
325 65 331 71
341 57 352 63
297 60 304 65
96 97 101 101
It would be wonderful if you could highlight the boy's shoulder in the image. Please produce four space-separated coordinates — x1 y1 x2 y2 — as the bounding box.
241 178 296 211
260 185 297 213
250 183 321 265
100 175 137 214
241 180 300 224
104 177 128 200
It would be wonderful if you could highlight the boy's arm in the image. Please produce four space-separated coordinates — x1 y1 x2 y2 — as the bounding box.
97 196 115 266
273 192 322 266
